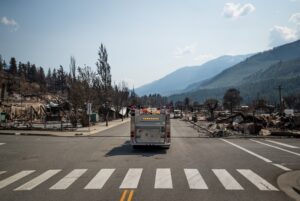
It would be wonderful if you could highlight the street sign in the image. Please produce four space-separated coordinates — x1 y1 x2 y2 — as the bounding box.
87 103 92 115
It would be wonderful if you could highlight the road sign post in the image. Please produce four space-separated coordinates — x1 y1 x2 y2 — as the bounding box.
87 103 92 131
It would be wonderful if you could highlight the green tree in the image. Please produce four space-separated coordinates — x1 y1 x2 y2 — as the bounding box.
9 57 17 75
52 68 57 91
184 97 190 111
57 65 67 92
69 56 76 81
2 60 7 71
17 62 22 76
37 67 46 88
0 55 3 72
28 64 38 83
223 88 243 114
25 62 31 80
96 44 112 94
129 87 138 106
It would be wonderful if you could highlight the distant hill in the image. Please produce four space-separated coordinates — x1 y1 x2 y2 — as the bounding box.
196 40 300 90
135 54 250 96
169 40 300 103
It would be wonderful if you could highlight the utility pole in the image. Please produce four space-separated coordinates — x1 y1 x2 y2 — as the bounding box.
277 85 283 116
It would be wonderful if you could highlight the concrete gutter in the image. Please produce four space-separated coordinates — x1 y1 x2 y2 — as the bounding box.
0 118 130 137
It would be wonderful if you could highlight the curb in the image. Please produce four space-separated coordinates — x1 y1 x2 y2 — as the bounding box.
0 119 130 137
277 170 300 201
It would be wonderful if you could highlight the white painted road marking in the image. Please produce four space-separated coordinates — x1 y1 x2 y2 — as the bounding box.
50 169 87 190
184 169 208 189
0 168 282 192
120 168 143 189
15 169 61 191
0 171 6 175
265 140 299 149
155 168 173 189
84 169 115 189
273 164 291 171
237 169 278 191
221 139 272 163
251 139 300 157
0 143 5 146
221 139 291 171
212 169 244 190
0 170 35 189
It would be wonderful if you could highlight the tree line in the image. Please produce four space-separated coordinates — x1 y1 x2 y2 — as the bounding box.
0 44 169 123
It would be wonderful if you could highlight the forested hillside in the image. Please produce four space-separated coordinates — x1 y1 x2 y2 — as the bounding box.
169 40 300 104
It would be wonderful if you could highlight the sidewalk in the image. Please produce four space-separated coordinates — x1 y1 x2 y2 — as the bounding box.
0 118 130 137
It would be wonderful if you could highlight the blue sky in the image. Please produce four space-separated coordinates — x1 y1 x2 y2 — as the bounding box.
1 0 300 88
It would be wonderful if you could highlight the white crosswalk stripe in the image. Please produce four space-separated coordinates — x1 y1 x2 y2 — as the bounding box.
0 171 6 175
212 169 244 190
237 169 278 191
184 169 208 189
0 170 35 189
155 168 173 189
120 168 143 189
50 169 87 190
84 169 115 189
15 169 61 191
0 168 281 192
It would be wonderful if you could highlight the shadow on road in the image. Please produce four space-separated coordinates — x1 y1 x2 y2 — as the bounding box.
105 141 167 157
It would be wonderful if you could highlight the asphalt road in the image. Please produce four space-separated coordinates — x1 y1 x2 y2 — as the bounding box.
0 119 299 201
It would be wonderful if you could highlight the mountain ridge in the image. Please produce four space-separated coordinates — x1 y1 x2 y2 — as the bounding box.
136 54 251 96
169 40 300 103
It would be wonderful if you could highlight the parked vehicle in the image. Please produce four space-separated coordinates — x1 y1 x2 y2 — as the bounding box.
173 109 182 118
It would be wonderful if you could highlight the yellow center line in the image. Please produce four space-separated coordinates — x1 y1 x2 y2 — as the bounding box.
127 190 134 201
120 190 128 201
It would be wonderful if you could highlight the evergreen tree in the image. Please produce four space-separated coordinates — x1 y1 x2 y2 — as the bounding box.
0 55 3 72
57 65 66 92
28 64 38 83
38 67 46 86
52 68 57 91
17 62 22 76
21 63 27 78
9 57 17 75
46 68 52 90
25 62 31 80
3 60 7 71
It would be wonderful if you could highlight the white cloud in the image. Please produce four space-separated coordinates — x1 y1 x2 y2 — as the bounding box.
194 54 215 63
223 3 255 19
1 16 17 26
174 44 197 57
269 25 299 47
289 13 300 25
0 16 19 31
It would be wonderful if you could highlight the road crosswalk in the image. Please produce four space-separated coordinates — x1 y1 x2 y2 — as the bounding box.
0 168 279 192
184 169 208 189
